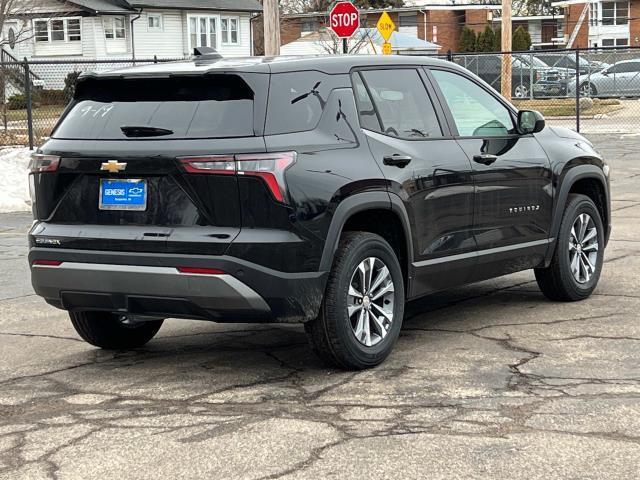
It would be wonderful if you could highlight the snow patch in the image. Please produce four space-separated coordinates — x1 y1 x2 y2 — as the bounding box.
0 147 32 213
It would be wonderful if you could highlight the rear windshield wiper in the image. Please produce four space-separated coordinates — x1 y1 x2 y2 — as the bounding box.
120 125 173 137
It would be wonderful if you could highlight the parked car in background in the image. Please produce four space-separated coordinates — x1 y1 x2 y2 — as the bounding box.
535 53 597 76
457 54 565 98
569 59 640 97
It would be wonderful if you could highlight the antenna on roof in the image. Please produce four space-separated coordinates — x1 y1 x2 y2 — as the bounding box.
193 46 222 59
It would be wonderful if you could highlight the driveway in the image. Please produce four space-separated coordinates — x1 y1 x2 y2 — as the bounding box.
0 135 639 479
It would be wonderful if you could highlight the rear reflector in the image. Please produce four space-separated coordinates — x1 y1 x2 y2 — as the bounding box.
29 153 60 173
176 267 225 275
32 260 63 266
178 152 296 203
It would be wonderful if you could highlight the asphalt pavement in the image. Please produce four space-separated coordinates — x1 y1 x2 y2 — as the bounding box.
0 134 639 479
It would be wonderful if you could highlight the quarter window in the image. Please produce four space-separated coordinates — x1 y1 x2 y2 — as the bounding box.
104 17 126 39
33 18 81 43
432 69 515 137
359 69 442 139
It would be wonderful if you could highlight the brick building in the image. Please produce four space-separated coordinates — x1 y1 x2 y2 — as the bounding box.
553 0 640 48
279 1 499 54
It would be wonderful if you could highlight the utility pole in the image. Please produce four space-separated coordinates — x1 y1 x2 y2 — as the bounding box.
263 0 281 56
501 0 512 100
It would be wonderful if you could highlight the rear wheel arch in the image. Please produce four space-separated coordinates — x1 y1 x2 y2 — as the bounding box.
319 192 413 294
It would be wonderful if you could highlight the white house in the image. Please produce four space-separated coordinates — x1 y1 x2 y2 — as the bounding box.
2 0 262 88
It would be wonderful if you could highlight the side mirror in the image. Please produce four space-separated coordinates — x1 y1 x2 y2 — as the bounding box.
517 110 545 134
602 69 610 76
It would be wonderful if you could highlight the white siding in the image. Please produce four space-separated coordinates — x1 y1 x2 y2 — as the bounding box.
181 12 253 57
133 10 184 58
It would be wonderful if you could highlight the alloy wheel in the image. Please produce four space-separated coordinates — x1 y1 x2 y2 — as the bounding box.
569 213 599 284
347 257 395 347
514 85 529 98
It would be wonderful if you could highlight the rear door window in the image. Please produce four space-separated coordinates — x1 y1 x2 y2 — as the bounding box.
359 69 443 139
54 75 256 140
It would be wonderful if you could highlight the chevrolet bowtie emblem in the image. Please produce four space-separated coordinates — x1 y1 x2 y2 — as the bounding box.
101 160 127 173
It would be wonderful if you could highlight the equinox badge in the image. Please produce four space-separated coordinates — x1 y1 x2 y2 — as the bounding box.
101 160 127 173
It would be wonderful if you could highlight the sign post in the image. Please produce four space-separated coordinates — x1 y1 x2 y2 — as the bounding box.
376 12 396 55
329 1 360 54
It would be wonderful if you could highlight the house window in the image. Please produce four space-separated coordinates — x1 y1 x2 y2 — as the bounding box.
589 3 598 26
221 17 239 44
104 17 126 39
601 1 628 26
33 18 82 43
301 19 318 33
188 15 218 50
148 13 162 31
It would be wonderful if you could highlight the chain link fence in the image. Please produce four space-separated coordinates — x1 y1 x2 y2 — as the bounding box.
447 46 640 134
2 48 640 147
0 57 183 147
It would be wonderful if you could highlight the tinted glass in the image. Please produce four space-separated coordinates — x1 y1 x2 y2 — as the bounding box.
432 69 515 137
360 69 442 139
54 75 254 140
351 73 381 132
265 71 347 135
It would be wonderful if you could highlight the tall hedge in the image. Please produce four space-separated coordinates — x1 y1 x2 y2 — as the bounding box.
458 27 477 53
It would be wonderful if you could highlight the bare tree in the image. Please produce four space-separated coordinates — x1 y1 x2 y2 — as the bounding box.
0 0 50 50
315 26 377 55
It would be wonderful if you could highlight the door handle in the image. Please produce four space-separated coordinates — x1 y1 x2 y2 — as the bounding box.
383 154 412 168
473 153 498 166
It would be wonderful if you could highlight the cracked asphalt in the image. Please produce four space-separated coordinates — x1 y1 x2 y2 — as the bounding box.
1 134 639 479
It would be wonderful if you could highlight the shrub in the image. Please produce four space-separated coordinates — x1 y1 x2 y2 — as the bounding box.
63 71 82 102
38 89 66 106
512 26 532 51
477 26 497 52
458 27 477 53
7 93 27 110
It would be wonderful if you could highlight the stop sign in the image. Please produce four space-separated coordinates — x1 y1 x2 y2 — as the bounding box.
329 1 360 38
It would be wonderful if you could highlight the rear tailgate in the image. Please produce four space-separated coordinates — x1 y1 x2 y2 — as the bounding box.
30 73 268 255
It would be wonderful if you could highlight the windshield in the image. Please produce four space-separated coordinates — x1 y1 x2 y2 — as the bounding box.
53 75 255 140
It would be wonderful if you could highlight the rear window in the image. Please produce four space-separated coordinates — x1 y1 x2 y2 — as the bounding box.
53 75 255 140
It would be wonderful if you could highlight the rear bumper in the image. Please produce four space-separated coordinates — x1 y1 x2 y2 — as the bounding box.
29 248 327 323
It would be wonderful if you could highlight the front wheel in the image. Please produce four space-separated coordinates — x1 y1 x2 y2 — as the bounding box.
70 311 164 349
305 232 405 369
535 194 604 301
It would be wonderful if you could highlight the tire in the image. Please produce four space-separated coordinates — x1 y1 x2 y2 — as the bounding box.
70 311 163 349
580 82 597 97
305 232 405 370
535 194 605 301
513 84 529 99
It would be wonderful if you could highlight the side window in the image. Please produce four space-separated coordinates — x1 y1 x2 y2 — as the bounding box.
265 71 347 135
431 69 515 137
359 69 442 139
351 73 381 132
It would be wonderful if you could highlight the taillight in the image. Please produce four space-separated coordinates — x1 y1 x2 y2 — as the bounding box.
177 266 225 275
29 153 60 173
178 151 296 203
236 152 296 203
179 156 235 175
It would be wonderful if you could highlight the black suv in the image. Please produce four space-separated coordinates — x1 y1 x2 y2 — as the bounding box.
29 54 611 369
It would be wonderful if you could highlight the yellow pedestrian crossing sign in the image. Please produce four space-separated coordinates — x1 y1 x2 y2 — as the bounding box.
376 12 395 42
382 42 392 55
